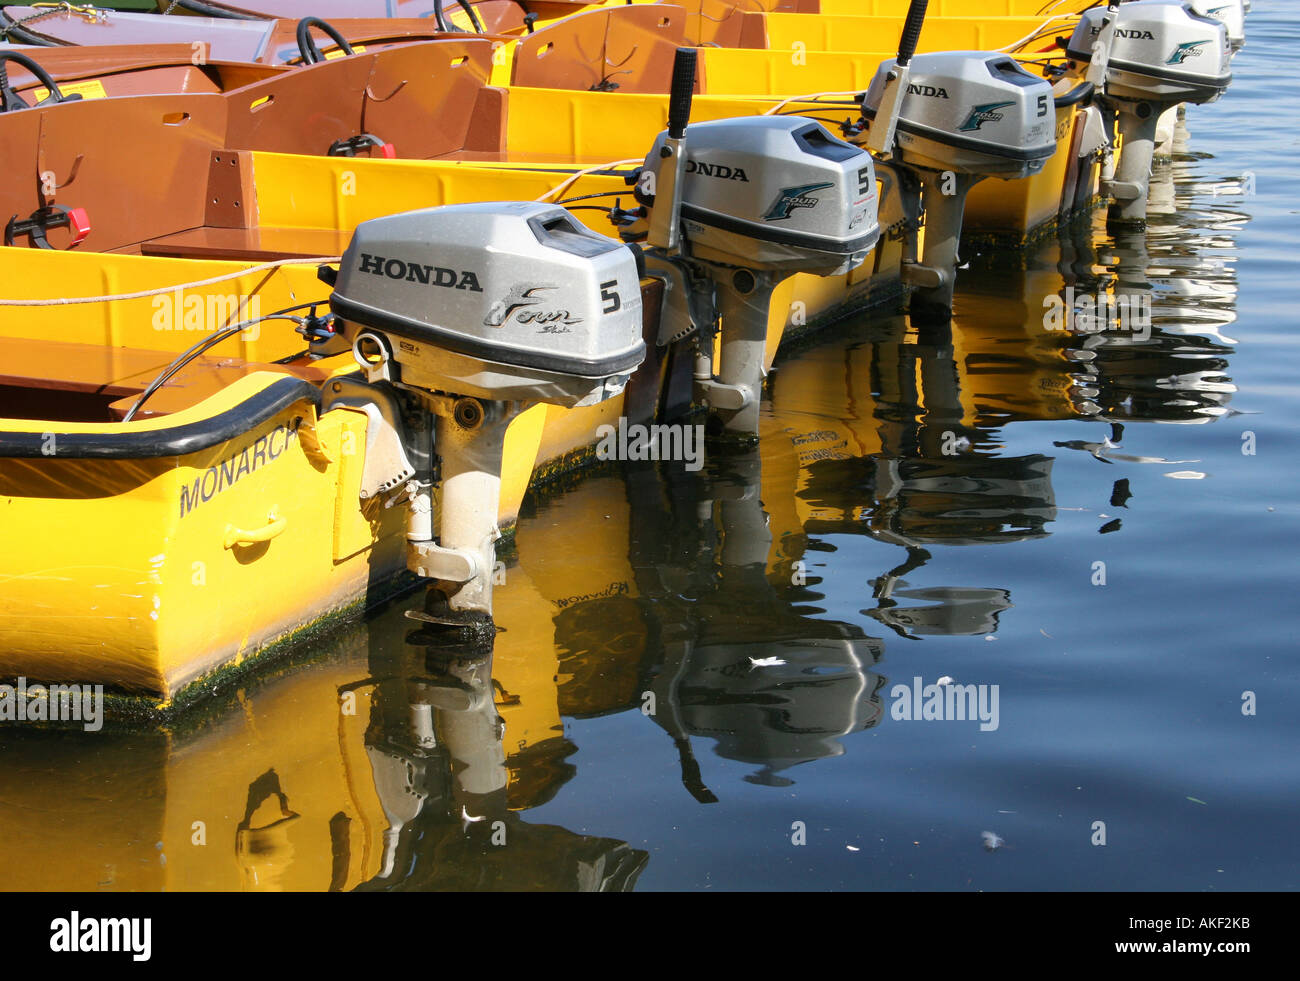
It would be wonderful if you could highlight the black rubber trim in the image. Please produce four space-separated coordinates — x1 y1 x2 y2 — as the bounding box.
527 212 625 258
986 57 1042 88
679 203 879 255
0 376 321 460
1066 48 1232 91
330 293 647 379
1054 80 1095 108
862 106 1057 161
1105 56 1231 91
791 123 862 162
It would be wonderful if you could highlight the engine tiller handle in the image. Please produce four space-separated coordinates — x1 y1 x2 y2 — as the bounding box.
897 0 929 67
667 48 697 140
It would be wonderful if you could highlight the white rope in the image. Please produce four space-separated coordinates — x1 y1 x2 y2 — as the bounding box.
535 158 641 203
763 91 864 116
0 255 341 307
998 17 1078 53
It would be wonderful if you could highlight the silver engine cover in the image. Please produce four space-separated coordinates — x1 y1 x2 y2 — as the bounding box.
861 53 1057 178
330 202 645 408
644 116 879 275
1188 0 1245 53
1066 0 1231 104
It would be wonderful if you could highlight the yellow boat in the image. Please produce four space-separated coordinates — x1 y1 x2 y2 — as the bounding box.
0 0 1242 711
0 127 897 708
0 0 1109 242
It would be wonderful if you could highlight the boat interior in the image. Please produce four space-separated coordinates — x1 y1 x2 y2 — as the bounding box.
0 0 1083 428
0 335 332 423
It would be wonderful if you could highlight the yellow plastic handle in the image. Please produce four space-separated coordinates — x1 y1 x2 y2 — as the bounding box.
224 511 288 549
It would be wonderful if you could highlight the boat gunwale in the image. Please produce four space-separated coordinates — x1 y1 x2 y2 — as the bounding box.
0 373 321 458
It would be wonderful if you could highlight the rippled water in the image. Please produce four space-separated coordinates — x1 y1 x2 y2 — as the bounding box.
2 4 1297 893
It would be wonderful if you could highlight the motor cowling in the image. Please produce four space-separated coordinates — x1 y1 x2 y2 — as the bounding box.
860 52 1057 178
1066 0 1231 104
640 116 880 276
330 202 645 408
1188 0 1246 53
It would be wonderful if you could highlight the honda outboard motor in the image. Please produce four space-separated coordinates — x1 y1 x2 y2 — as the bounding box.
621 51 878 437
632 112 878 435
856 50 1056 320
327 201 645 626
1066 0 1231 225
1189 0 1246 54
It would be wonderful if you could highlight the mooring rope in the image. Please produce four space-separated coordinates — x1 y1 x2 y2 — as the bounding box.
0 255 341 306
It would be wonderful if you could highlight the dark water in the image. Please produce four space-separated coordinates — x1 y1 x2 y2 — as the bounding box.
1 3 1297 893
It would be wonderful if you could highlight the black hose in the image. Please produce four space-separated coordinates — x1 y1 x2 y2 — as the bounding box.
0 51 70 111
122 302 319 422
0 11 64 47
296 17 355 65
455 0 485 33
169 0 263 21
432 0 452 33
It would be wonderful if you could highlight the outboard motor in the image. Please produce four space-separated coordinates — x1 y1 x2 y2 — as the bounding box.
327 201 645 627
620 50 879 437
1066 0 1231 225
1189 0 1246 54
852 1 1057 320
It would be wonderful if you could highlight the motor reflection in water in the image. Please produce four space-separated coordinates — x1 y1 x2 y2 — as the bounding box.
769 315 1048 640
349 630 648 891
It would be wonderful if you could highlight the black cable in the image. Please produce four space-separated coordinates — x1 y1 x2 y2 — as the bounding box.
0 50 70 111
777 114 856 127
169 0 263 21
123 316 307 422
0 11 63 47
777 100 863 109
122 301 320 422
456 0 485 33
296 17 355 65
561 205 616 214
554 190 633 205
432 0 453 32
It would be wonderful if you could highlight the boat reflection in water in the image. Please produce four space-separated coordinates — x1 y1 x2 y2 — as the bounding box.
0 590 650 892
630 452 889 793
536 311 1065 794
350 636 648 891
769 314 1049 641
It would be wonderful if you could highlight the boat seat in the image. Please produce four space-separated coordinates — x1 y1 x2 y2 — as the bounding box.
0 336 329 423
139 226 351 262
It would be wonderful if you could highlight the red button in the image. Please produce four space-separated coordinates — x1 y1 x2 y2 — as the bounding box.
65 207 91 246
